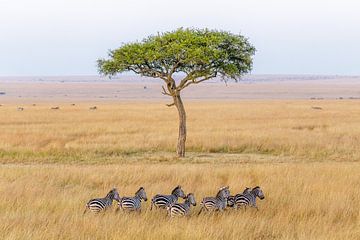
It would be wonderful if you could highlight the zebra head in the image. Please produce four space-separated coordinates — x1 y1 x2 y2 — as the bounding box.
136 187 147 201
108 188 121 202
172 185 186 199
252 186 265 200
217 186 230 200
185 193 196 206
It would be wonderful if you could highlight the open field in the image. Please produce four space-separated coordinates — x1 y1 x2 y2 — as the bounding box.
0 100 359 163
1 162 360 240
1 98 360 239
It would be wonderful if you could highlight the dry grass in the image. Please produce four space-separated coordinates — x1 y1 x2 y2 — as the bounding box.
1 162 359 239
1 100 360 239
0 100 360 163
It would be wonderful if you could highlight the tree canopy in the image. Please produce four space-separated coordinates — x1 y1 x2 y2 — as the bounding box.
98 28 255 89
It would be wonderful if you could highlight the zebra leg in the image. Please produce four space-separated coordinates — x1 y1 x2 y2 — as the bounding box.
150 201 153 211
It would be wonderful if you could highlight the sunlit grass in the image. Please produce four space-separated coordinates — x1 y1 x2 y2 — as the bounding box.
0 100 359 163
1 161 359 239
1 100 359 239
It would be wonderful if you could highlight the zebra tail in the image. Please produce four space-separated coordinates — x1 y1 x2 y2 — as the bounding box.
83 203 89 214
150 200 154 211
197 207 204 216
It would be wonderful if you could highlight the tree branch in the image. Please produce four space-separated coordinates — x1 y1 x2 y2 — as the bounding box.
178 73 217 90
166 102 175 107
169 61 181 76
161 86 172 96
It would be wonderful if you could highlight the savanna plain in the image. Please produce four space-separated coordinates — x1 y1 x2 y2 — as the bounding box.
1 100 360 239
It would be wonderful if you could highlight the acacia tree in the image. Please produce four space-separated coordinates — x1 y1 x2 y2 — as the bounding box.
98 28 255 157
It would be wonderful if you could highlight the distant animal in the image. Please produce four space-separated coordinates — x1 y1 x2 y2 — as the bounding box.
234 186 265 210
143 86 147 89
198 186 230 215
71 103 76 106
167 193 196 217
51 106 60 110
89 106 97 110
311 106 323 110
118 187 147 212
83 188 121 214
150 185 186 210
32 104 36 106
17 107 24 111
227 187 251 208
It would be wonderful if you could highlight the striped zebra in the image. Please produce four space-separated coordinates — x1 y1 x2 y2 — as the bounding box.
198 186 230 215
83 188 121 214
167 193 196 217
118 187 147 212
150 185 186 210
227 187 251 208
234 186 265 210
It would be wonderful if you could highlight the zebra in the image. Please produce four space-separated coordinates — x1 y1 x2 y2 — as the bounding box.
150 185 186 210
227 187 251 208
234 186 265 210
118 187 147 212
197 186 230 215
83 188 121 214
167 193 196 217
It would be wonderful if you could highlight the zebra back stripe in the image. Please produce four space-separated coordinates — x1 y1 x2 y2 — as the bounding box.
84 188 121 214
151 185 186 210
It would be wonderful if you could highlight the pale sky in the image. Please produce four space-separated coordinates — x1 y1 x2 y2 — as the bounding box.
0 0 359 76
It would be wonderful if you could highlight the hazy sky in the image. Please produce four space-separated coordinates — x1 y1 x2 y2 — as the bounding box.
0 0 359 76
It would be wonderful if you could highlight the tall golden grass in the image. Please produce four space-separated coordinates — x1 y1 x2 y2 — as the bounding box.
0 100 360 163
1 100 359 239
1 162 359 239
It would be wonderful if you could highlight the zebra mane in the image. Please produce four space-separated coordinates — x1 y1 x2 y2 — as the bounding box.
216 186 229 198
135 187 144 195
172 185 181 193
185 193 193 198
106 188 116 198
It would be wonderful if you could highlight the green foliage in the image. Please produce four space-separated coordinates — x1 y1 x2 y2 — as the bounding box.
98 28 255 85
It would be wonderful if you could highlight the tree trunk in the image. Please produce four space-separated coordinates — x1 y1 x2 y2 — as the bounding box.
174 94 186 157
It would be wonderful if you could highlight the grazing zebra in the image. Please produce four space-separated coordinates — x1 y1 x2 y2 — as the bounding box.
198 186 230 215
51 106 60 110
150 185 186 210
234 186 265 210
167 193 196 217
118 187 147 212
17 107 24 111
83 188 121 214
89 106 97 110
227 187 251 208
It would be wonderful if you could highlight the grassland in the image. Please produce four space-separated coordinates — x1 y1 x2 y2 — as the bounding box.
0 100 360 163
0 100 360 239
1 162 359 239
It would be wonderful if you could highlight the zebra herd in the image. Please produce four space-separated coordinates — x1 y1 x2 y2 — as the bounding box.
83 185 265 217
